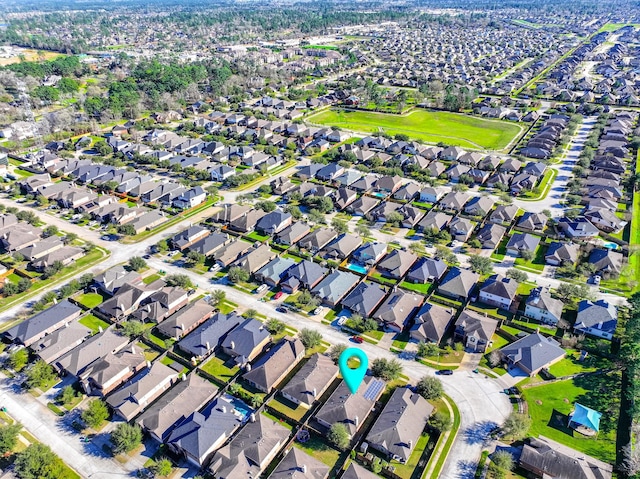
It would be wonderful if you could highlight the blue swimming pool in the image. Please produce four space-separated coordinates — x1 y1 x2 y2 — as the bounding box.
602 242 619 250
221 394 252 419
372 192 386 198
346 263 368 274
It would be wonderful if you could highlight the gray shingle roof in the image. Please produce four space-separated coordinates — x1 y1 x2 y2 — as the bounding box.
177 312 243 358
280 353 339 407
4 299 82 346
500 332 565 373
243 337 305 392
341 282 387 317
269 447 329 479
437 267 479 299
311 271 360 305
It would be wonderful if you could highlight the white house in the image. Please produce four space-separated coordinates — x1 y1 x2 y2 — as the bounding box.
524 287 564 325
173 187 207 210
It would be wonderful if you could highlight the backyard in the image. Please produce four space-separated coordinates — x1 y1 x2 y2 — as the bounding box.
305 108 523 151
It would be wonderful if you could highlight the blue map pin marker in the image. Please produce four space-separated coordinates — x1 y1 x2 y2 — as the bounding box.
338 347 369 394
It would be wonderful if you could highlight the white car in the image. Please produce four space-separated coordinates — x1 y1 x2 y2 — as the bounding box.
311 307 322 315
255 284 268 294
337 316 348 326
209 264 221 272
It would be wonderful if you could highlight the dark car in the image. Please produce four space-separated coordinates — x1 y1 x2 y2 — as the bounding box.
276 307 287 313
436 369 453 376
142 254 151 259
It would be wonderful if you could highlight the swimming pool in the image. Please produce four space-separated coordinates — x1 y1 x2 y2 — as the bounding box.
346 263 368 274
372 192 386 198
602 242 619 250
221 394 253 419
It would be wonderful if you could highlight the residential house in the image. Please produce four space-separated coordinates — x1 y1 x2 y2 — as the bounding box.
298 228 338 254
490 204 519 225
156 299 215 340
173 187 206 210
574 300 617 340
506 233 541 257
0 223 42 251
280 260 328 294
588 248 623 277
280 353 339 408
519 436 612 479
476 223 507 250
437 267 479 301
316 163 345 182
4 300 82 347
584 208 627 233
352 242 387 266
255 211 293 236
410 303 455 344
54 327 129 376
106 361 178 421
342 463 380 479
438 192 470 212
275 222 311 246
366 387 433 463
406 257 447 283
228 209 266 234
177 312 243 360
214 240 254 268
464 196 495 217
188 233 230 257
545 242 580 266
333 188 358 209
417 211 453 233
255 257 296 287
479 275 518 310
208 414 290 479
557 217 599 238
269 447 329 479
213 204 252 224
454 309 498 352
320 234 362 261
315 376 386 435
517 212 548 233
499 332 565 376
311 271 360 307
221 318 271 366
449 217 476 242
375 175 403 194
341 282 387 318
79 346 147 396
243 337 305 393
167 396 245 466
98 282 160 321
524 287 564 325
376 249 418 280
31 320 91 364
418 187 445 204
373 290 422 331
137 374 218 443
171 226 210 251
233 244 277 274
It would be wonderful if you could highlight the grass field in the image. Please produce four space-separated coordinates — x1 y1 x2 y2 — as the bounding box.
521 377 618 463
306 108 522 151
599 23 640 32
0 48 64 66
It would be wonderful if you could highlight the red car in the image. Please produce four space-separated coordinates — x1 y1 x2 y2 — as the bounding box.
273 291 283 300
352 336 364 344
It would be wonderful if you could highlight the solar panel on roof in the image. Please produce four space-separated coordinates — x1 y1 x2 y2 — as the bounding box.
363 379 385 401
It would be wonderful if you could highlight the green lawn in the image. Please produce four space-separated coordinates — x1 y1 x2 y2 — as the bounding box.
267 396 307 422
599 22 640 32
293 433 341 467
200 354 239 382
521 378 618 463
306 108 522 150
400 281 433 294
142 273 161 285
78 314 110 333
75 292 104 309
218 300 238 315
393 432 433 479
514 243 546 273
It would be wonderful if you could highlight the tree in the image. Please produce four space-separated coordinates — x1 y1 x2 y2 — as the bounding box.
151 458 173 477
429 411 452 432
17 278 31 294
128 256 147 271
356 224 371 237
416 376 444 400
117 224 136 236
331 218 349 234
227 266 250 284
255 200 277 212
0 423 21 455
285 205 302 220
82 399 109 428
186 251 206 265
59 385 77 406
156 239 169 252
468 254 494 275
265 318 285 335
488 450 514 479
299 328 323 349
329 344 347 364
121 321 146 337
25 360 55 390
434 245 458 265
44 225 58 237
9 349 29 372
244 308 258 319
327 423 350 450
210 289 226 306
506 268 528 283
555 283 591 304
417 342 440 358
110 423 142 455
307 209 326 224
386 211 404 227
164 274 193 289
371 358 403 381
14 443 65 479
519 249 534 261
501 412 531 440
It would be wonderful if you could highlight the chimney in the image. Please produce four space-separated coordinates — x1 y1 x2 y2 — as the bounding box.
98 325 103 333
301 465 307 474
312 388 317 397
180 323 185 332
146 360 151 368
221 405 227 413
408 440 413 449
181 373 187 381
230 341 235 350
206 341 211 351
355 416 359 427
250 413 256 423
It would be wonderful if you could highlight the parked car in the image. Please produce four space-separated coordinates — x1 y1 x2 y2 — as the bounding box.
311 307 322 316
436 369 453 376
209 264 221 272
255 284 268 294
276 307 287 313
352 336 364 344
337 316 348 326
273 291 283 300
